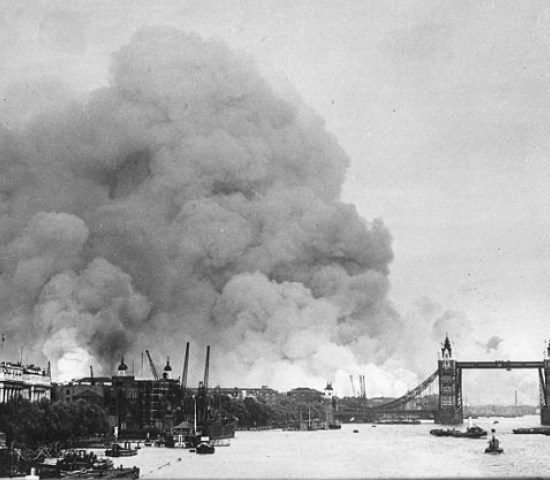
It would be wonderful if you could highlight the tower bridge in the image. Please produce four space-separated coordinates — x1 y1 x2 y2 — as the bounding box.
335 335 550 425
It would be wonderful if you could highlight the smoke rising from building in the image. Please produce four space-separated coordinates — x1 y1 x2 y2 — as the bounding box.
0 28 400 390
0 27 531 401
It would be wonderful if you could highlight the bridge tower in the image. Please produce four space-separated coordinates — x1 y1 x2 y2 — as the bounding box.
435 335 463 425
542 341 550 425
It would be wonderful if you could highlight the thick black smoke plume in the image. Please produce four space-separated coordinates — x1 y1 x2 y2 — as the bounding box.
0 27 405 391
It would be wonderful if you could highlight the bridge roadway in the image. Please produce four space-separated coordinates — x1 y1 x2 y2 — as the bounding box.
457 361 544 369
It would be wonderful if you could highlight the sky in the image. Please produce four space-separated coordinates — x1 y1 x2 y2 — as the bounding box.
1 0 550 404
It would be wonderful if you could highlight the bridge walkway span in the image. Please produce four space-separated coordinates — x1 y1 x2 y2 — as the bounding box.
457 361 544 369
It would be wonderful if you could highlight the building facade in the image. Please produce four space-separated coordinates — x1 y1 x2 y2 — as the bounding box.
0 361 51 403
103 358 185 432
53 376 111 406
217 386 283 406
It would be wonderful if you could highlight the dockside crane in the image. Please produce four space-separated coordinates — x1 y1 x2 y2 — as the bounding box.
145 349 159 381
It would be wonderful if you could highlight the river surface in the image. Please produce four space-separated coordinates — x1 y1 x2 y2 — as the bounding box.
112 415 550 478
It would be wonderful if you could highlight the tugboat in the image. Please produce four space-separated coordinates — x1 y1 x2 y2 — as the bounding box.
195 437 215 455
485 429 503 454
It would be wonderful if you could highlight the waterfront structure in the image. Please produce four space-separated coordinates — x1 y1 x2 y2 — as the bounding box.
324 382 338 425
436 335 460 424
0 361 51 403
434 335 550 425
104 357 183 432
335 335 550 425
53 376 111 406
217 385 282 405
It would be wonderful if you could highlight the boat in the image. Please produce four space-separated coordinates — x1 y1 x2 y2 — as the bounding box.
59 465 140 479
430 425 487 438
485 430 503 454
201 415 238 440
513 427 550 435
169 415 237 448
195 438 215 455
430 428 459 437
29 450 140 479
105 443 138 457
376 418 421 425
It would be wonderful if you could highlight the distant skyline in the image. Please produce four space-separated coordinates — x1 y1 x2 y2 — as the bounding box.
2 0 549 404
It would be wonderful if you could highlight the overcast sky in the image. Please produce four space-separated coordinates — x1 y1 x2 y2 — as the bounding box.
2 0 550 401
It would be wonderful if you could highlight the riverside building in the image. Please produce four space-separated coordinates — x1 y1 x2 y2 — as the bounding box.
0 361 52 403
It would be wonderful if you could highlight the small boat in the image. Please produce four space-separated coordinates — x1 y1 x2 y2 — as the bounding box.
513 427 550 434
485 431 503 454
376 419 421 425
32 450 140 479
59 465 141 479
430 428 455 437
353 429 359 433
195 442 215 455
430 425 487 438
105 443 138 457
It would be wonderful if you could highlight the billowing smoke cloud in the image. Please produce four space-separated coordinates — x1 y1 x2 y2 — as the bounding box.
1 27 530 402
0 27 401 389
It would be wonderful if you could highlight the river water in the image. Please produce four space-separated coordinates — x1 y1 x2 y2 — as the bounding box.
113 415 550 478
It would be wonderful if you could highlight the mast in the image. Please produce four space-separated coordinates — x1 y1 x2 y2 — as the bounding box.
194 395 197 435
